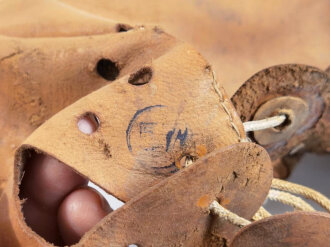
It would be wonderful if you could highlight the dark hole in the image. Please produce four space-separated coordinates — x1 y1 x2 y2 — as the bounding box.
274 114 291 131
116 23 133 32
96 59 119 81
128 67 153 86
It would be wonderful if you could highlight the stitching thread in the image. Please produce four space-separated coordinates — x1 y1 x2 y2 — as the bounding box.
211 69 244 142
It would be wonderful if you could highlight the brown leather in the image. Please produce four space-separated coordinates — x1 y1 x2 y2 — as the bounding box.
2 143 271 246
0 26 179 193
1 25 249 246
2 0 329 96
1 0 328 190
1 0 329 95
79 143 272 246
65 0 330 96
230 212 330 247
16 40 244 202
0 1 328 246
231 64 329 178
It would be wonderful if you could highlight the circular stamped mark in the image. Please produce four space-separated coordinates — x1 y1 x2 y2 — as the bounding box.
126 105 194 175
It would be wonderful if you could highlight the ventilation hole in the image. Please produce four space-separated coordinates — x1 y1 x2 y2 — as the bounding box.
96 59 119 81
77 112 100 135
274 113 291 131
116 23 133 32
128 67 153 86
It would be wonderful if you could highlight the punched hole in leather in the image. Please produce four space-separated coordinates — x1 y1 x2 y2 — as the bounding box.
77 112 100 135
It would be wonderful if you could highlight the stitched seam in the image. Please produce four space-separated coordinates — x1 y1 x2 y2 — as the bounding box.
211 69 242 142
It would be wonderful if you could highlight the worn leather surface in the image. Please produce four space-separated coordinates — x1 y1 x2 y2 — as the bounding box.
230 212 330 247
232 64 329 177
1 143 272 246
0 27 179 193
17 37 244 202
79 143 272 246
1 0 328 191
1 0 329 96
1 25 248 246
0 1 328 246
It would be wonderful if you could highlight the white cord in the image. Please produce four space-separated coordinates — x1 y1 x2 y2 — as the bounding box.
209 201 251 227
268 189 315 211
243 115 286 132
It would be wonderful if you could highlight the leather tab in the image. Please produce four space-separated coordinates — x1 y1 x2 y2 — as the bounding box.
230 212 330 247
79 143 272 246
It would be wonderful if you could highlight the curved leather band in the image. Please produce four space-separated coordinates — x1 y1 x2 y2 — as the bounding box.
76 143 272 246
16 40 245 202
1 29 248 246
0 26 178 193
230 211 330 247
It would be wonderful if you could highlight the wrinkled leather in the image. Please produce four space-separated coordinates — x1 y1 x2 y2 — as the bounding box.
0 1 328 246
1 25 248 246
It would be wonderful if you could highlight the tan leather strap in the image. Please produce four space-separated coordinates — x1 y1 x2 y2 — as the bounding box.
230 212 330 247
15 40 245 202
0 26 178 193
2 24 246 246
6 30 248 246
78 143 272 246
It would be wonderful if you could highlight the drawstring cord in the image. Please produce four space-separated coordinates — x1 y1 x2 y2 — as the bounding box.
210 69 329 229
209 116 330 226
210 179 330 227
